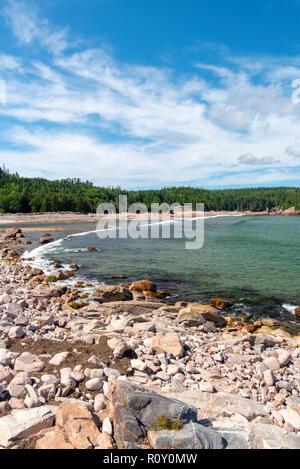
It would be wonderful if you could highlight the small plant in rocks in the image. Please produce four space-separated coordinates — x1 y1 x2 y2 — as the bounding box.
155 414 183 431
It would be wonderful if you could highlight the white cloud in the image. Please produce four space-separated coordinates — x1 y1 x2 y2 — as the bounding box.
3 0 69 55
238 153 279 166
286 139 300 158
0 1 300 187
0 54 21 70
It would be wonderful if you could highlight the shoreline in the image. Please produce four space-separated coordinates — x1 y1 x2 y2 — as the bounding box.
0 227 299 449
13 222 300 327
0 207 299 227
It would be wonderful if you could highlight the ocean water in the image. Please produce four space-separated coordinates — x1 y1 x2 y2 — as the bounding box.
22 215 300 323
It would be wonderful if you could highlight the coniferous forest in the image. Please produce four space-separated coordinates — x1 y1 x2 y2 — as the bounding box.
0 167 299 214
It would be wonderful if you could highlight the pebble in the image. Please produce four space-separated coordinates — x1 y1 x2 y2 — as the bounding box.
102 417 113 435
94 394 107 412
199 381 215 393
263 357 281 371
131 359 147 372
49 352 69 366
85 378 103 391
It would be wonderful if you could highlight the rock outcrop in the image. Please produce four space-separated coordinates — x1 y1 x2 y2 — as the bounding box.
92 285 133 303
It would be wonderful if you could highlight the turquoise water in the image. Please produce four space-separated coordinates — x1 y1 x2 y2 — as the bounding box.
25 215 300 321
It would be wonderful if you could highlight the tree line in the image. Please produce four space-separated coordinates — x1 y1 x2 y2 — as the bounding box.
0 167 299 214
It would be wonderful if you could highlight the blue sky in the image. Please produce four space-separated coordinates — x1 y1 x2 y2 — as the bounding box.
0 0 300 188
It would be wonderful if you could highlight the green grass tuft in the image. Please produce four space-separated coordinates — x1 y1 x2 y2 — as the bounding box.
155 414 183 431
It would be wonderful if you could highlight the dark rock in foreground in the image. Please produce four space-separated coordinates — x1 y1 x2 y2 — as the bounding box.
148 422 226 449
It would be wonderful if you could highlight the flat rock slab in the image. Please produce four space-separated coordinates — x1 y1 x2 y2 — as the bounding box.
152 332 184 358
14 353 45 373
250 423 300 449
167 390 267 421
0 406 57 448
92 286 133 303
83 301 165 318
56 402 103 449
148 422 225 449
36 429 75 449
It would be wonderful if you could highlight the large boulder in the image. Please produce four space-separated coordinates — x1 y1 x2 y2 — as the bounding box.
251 422 300 449
129 280 156 293
110 381 197 429
152 332 184 358
113 405 146 449
39 236 54 244
56 402 103 449
4 228 22 240
109 381 226 449
178 303 219 324
33 285 67 298
210 298 232 310
148 422 225 449
176 309 207 326
92 285 133 303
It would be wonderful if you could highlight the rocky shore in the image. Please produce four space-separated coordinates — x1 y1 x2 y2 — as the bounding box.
0 227 299 449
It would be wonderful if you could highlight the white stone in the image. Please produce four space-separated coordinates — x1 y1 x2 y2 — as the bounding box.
131 359 147 372
264 369 275 386
49 352 69 366
38 383 56 401
90 369 104 379
277 350 291 367
102 417 113 435
107 318 129 332
72 369 85 382
59 367 76 388
85 378 103 391
0 406 56 448
24 384 39 399
94 394 107 412
279 408 300 431
199 381 215 393
263 357 281 371
156 372 170 381
24 397 41 409
8 326 25 339
167 364 180 376
41 374 58 385
103 381 109 398
103 368 120 379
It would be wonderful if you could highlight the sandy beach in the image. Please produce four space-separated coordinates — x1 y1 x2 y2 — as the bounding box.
0 227 299 449
0 207 299 229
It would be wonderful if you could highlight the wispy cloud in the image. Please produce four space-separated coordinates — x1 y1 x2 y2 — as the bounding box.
3 0 70 55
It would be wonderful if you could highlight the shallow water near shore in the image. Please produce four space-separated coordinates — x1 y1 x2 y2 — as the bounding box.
22 215 300 324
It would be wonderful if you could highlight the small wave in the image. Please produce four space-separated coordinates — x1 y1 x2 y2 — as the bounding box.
183 214 245 221
21 237 67 273
282 304 298 315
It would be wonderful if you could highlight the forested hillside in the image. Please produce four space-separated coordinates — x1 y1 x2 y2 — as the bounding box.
0 167 299 213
